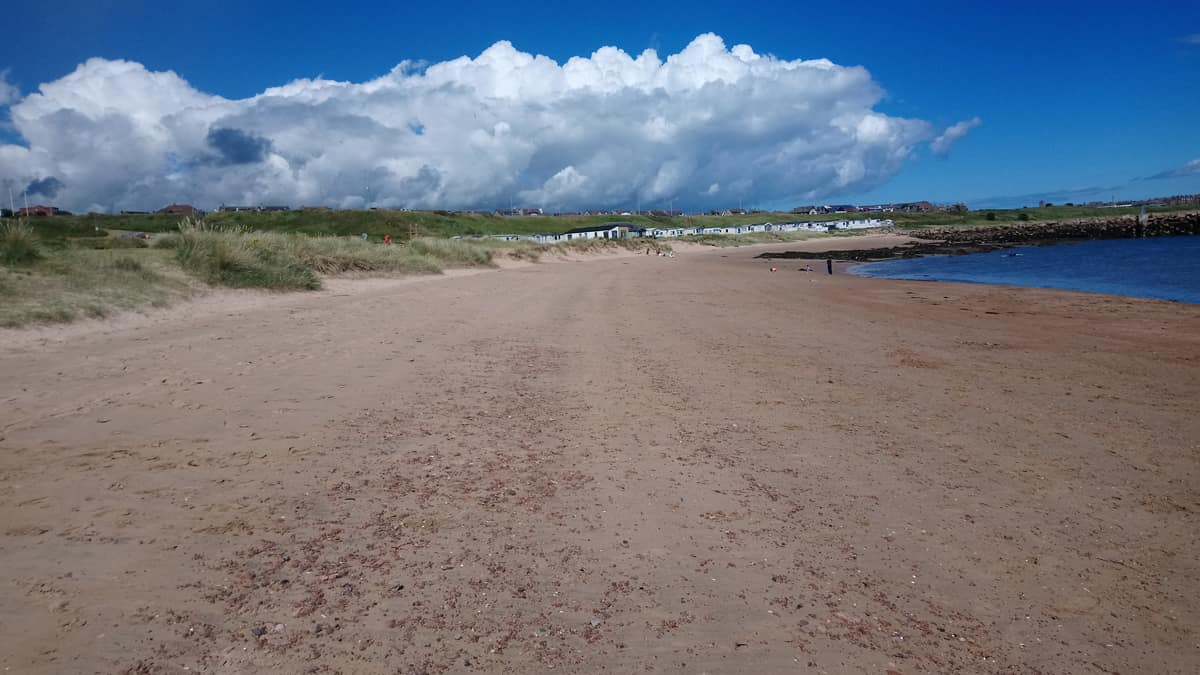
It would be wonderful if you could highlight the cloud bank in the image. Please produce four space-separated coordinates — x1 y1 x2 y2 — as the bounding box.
1 34 944 212
1145 158 1200 180
930 117 981 157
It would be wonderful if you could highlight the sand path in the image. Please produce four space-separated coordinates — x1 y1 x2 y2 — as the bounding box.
2 243 1198 673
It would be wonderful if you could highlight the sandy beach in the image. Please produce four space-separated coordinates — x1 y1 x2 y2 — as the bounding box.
2 237 1197 674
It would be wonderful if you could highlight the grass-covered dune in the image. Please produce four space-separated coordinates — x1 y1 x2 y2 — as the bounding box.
24 203 1198 239
1 220 195 327
0 219 669 328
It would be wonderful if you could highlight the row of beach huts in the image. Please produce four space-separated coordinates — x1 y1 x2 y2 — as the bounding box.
475 218 893 244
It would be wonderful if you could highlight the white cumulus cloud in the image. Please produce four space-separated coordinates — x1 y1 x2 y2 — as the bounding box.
1 34 944 212
930 117 982 157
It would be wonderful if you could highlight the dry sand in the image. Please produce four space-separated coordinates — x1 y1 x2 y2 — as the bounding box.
1 239 1198 674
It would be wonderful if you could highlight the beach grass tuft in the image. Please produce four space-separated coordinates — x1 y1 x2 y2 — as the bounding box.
173 222 321 290
0 249 196 328
168 220 502 290
1 221 46 265
406 237 496 266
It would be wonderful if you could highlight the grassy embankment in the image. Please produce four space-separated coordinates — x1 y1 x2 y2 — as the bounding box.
0 218 668 328
39 203 1198 240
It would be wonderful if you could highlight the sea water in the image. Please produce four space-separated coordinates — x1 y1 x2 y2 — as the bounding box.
849 235 1200 303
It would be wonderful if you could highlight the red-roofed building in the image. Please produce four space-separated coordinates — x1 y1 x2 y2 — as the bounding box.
17 205 66 217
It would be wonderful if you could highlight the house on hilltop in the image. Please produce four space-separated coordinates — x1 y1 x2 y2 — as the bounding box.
158 204 197 215
216 204 290 212
17 205 70 216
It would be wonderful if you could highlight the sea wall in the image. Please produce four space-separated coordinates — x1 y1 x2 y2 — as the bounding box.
912 212 1200 244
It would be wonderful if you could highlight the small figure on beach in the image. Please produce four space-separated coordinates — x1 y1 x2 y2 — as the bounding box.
384 234 392 245
826 258 833 275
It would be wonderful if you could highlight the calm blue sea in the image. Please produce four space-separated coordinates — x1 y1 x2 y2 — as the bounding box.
849 235 1200 303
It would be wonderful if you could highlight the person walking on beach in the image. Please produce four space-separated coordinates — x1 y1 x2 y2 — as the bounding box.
826 258 833 275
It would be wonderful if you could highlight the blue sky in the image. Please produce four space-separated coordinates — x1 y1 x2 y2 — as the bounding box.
1 0 1198 210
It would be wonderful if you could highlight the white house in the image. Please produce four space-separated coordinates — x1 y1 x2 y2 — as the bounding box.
557 223 646 240
474 217 894 246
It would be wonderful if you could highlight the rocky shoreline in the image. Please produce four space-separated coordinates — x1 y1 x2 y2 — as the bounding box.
757 211 1200 261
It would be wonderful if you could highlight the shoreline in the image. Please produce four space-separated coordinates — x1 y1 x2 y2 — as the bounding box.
839 235 1200 306
755 211 1200 262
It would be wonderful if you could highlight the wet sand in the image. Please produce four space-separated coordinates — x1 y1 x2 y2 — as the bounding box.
1 240 1197 674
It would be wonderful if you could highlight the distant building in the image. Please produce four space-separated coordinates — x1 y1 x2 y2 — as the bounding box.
260 205 291 212
559 222 643 241
17 205 70 217
158 204 197 215
0 208 12 218
495 207 543 216
218 205 257 213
